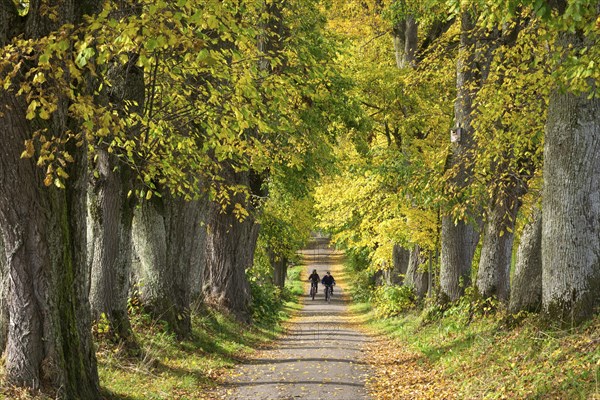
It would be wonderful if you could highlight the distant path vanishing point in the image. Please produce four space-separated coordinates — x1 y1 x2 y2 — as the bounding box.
222 242 372 400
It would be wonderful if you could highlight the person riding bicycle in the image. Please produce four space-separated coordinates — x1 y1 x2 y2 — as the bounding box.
308 269 320 293
321 271 335 294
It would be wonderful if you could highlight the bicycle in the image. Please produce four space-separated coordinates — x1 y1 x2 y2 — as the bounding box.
310 281 318 300
324 283 333 302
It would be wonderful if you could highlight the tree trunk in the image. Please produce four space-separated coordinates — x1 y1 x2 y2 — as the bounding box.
164 194 206 334
0 92 99 397
542 30 600 323
0 1 100 395
88 150 135 341
404 15 418 68
132 193 205 337
202 172 259 322
87 0 145 342
476 192 521 303
271 253 288 289
440 10 480 302
404 245 428 298
392 16 417 69
509 209 542 314
0 225 7 351
441 217 479 301
384 244 409 285
392 20 406 69
188 198 208 307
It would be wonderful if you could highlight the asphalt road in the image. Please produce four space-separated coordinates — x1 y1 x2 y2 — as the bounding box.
224 247 372 400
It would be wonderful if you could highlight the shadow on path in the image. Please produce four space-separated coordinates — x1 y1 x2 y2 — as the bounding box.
221 245 373 400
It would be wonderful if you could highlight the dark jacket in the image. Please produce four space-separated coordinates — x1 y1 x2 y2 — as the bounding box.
309 273 320 283
322 275 335 285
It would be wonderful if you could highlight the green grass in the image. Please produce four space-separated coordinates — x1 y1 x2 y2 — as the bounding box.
286 264 305 297
98 268 306 399
98 305 292 399
350 300 600 399
1 265 306 400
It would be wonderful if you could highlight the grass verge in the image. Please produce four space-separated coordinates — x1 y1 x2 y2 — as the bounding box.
350 300 600 399
1 266 305 400
98 305 296 400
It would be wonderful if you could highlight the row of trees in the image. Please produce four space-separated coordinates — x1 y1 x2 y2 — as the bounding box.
0 0 352 397
316 0 599 323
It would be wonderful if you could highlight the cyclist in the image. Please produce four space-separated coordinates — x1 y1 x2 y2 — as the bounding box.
321 271 336 297
308 269 320 294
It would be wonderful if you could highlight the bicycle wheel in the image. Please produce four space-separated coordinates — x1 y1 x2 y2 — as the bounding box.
310 284 316 300
325 285 330 302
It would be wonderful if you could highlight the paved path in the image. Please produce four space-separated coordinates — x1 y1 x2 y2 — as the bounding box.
223 246 372 400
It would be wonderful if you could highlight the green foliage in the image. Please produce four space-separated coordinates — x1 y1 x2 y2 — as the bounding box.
1 0 350 208
372 285 416 318
285 264 305 297
248 278 283 325
317 0 598 312
248 245 284 324
257 178 315 264
342 247 377 303
248 241 304 325
316 0 456 274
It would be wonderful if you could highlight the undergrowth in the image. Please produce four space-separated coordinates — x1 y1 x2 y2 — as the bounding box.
1 263 304 400
341 249 600 399
351 298 600 399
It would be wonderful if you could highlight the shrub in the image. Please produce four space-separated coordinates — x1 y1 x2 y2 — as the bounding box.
372 284 416 318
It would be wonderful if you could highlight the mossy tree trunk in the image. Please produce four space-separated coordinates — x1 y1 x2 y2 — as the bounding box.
440 10 481 302
202 170 260 323
476 187 522 303
132 193 206 338
0 93 99 397
0 1 99 396
87 0 145 343
404 245 428 298
509 209 542 314
0 226 7 351
542 19 600 323
88 150 136 341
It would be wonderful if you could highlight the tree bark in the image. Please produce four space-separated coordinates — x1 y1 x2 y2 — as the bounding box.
202 171 259 322
542 29 600 323
271 252 288 289
440 10 481 302
87 26 144 342
392 20 406 69
404 245 428 298
384 244 409 285
132 193 205 337
0 92 99 397
509 209 542 314
476 192 521 303
392 15 417 69
88 150 135 341
440 218 479 301
0 1 99 396
404 15 418 68
0 225 7 352
164 194 206 333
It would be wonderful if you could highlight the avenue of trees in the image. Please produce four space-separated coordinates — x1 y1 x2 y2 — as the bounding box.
0 0 354 396
316 0 599 324
0 0 598 398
